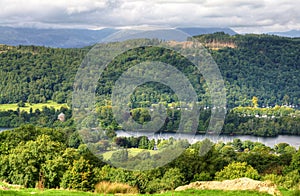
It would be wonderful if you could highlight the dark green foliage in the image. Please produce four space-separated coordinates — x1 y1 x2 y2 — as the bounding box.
0 106 72 128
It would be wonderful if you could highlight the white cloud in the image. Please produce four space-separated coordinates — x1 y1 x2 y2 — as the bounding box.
0 0 299 32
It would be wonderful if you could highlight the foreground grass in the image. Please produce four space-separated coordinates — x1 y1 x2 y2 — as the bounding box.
0 189 275 196
0 190 94 196
0 101 68 112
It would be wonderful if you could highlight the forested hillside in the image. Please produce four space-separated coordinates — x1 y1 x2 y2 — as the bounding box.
196 33 300 107
0 33 299 108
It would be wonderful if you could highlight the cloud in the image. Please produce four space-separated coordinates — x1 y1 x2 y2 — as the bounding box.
0 0 299 32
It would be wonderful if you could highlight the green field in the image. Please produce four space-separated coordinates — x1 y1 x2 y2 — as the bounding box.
0 101 68 112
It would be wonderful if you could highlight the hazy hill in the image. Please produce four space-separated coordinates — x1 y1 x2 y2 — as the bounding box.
0 26 117 48
0 26 237 48
178 27 237 36
268 30 300 38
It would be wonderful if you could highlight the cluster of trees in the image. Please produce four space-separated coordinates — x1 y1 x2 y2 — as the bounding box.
0 125 299 193
114 136 155 149
224 106 300 136
2 103 300 137
97 102 300 136
1 33 300 108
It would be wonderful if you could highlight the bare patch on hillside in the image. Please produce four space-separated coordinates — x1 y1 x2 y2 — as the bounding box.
204 41 237 50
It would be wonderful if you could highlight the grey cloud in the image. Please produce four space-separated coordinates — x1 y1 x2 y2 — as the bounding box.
0 0 299 33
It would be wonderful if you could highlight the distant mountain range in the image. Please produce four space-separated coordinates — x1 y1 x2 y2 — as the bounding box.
0 26 118 48
0 26 237 48
177 27 237 36
1 26 298 48
268 30 300 38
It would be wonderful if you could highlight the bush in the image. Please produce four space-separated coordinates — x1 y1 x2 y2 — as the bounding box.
17 101 25 107
215 162 260 181
94 181 138 194
263 170 300 190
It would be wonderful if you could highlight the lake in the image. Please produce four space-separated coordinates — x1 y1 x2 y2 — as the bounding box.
116 130 300 149
1 127 299 148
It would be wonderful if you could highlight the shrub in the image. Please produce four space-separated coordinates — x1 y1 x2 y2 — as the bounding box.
215 162 260 181
94 181 138 194
263 170 300 190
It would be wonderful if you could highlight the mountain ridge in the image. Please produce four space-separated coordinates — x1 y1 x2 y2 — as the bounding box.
268 30 300 38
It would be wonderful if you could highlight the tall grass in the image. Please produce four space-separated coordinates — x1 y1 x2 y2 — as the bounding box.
94 181 138 194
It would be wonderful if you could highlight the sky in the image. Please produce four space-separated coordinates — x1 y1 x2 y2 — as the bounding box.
0 0 299 33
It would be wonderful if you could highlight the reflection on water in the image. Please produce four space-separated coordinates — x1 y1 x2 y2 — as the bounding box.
116 130 300 148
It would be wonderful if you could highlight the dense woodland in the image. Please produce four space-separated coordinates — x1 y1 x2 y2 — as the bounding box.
0 33 300 107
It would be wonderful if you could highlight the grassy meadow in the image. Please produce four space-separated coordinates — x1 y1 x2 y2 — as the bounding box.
0 101 68 112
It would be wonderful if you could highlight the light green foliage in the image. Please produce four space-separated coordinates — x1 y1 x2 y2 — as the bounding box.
215 162 260 180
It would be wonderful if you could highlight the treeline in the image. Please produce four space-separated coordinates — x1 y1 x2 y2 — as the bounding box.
97 103 300 137
0 33 300 108
0 125 299 193
1 104 300 136
224 112 300 137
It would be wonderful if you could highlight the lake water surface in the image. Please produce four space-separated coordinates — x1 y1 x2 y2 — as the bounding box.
116 130 300 149
1 128 299 148
0 127 10 132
